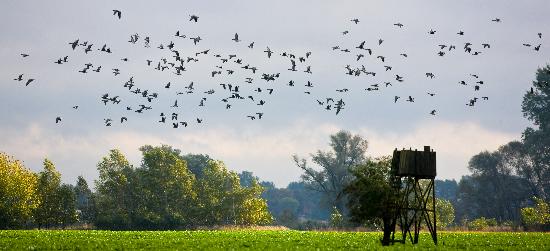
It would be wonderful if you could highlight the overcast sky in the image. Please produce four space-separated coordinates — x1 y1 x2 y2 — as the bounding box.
1 0 549 188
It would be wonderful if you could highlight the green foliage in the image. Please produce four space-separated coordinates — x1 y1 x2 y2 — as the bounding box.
94 149 134 229
457 144 533 224
1 231 550 250
436 198 455 228
0 153 39 229
345 156 395 225
139 145 196 228
195 160 272 226
294 130 368 215
74 176 95 224
34 159 62 228
435 179 458 203
329 206 343 228
521 197 550 230
93 146 272 229
468 217 497 231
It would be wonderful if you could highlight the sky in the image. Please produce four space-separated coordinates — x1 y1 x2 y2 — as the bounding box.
1 0 549 188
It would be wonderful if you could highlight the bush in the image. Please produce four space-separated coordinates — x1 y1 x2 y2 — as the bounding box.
521 197 550 231
469 217 494 231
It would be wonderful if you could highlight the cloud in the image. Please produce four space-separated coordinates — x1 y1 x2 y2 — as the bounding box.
0 119 517 188
357 120 518 180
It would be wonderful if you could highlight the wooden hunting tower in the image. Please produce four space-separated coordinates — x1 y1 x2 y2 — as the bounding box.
389 146 437 245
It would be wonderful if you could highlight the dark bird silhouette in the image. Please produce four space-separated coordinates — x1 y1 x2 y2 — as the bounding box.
232 33 241 42
248 42 254 49
288 60 297 71
351 18 359 24
400 53 408 57
430 110 436 116
457 31 464 35
263 47 273 58
492 18 501 22
407 96 414 102
21 53 29 57
428 29 436 35
356 41 366 50
384 66 392 71
395 75 404 82
534 44 541 51
56 117 62 123
121 117 127 123
378 39 384 45
304 66 312 74
189 15 199 22
523 43 532 47
69 39 79 50
482 43 490 48
394 96 400 103
538 33 542 39
25 79 35 86
14 74 23 81
427 92 436 96
190 36 201 45
377 55 385 62
394 23 404 28
112 10 122 19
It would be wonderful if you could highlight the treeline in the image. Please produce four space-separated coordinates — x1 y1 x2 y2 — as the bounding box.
0 145 272 230
433 66 550 230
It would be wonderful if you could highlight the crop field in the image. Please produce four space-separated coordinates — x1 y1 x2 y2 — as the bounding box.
0 230 548 250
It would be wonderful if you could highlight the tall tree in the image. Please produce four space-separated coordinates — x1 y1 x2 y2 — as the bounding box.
34 159 63 228
56 184 78 228
74 176 95 224
0 152 39 229
294 130 368 215
345 156 397 245
138 145 196 229
94 149 134 229
456 146 532 223
520 65 550 200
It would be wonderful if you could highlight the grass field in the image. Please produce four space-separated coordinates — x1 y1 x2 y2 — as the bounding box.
0 230 549 250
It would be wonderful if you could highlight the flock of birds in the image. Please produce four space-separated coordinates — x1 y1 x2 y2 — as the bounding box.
10 10 546 128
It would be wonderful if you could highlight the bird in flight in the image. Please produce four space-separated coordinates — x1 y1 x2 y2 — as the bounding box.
14 74 23 81
491 18 501 22
55 117 62 123
189 15 199 22
21 53 29 57
112 10 122 19
25 79 35 86
351 18 359 24
394 23 404 28
232 33 241 42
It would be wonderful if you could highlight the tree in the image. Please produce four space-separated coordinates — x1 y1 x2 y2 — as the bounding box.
294 130 368 216
0 152 39 229
520 65 550 200
74 176 95 224
435 179 458 203
195 160 272 226
456 146 532 223
345 156 397 245
521 197 550 230
34 159 63 228
94 149 135 229
435 198 455 229
138 145 196 229
56 184 78 228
